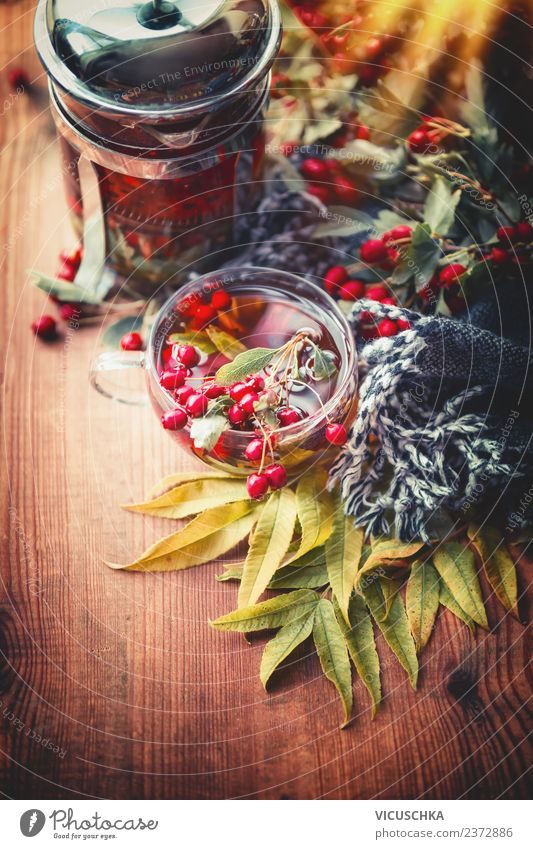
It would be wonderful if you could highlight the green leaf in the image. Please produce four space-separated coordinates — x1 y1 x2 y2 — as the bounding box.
439 582 475 633
102 315 143 349
357 537 424 583
288 469 335 563
215 346 280 384
391 223 441 289
433 542 488 628
406 559 440 653
326 500 364 622
146 470 234 499
313 206 374 238
467 525 519 618
424 177 462 235
313 599 353 727
364 580 418 689
189 415 229 452
30 270 102 304
270 549 329 589
381 577 402 619
205 326 247 359
333 595 381 718
167 331 217 355
238 490 298 608
107 500 256 572
124 477 249 519
311 345 338 380
210 589 320 632
260 609 316 689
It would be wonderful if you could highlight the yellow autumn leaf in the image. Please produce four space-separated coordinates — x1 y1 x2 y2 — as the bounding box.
433 542 488 629
146 470 233 499
357 537 425 581
313 598 353 727
107 500 257 572
205 326 247 359
467 524 519 618
123 478 249 519
238 489 298 608
406 559 440 653
287 469 336 563
325 499 364 622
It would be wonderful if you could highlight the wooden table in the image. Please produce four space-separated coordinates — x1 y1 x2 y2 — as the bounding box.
0 1 531 800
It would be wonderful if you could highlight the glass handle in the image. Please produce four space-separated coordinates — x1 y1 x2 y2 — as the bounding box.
89 351 147 406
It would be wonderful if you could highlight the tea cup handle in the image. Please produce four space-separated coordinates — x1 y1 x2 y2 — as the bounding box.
89 351 147 406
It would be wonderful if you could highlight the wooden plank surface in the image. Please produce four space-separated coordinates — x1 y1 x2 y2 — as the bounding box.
0 1 531 800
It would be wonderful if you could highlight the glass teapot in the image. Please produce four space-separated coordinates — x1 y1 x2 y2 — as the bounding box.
34 1 281 291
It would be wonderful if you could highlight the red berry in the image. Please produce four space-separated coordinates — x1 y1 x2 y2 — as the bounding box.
339 280 366 300
177 344 200 367
439 263 466 286
356 124 371 141
211 289 232 310
277 407 302 426
60 247 82 268
366 285 389 302
361 325 378 340
247 374 265 391
407 127 433 154
57 261 76 282
377 319 399 337
298 8 328 29
161 407 187 431
306 184 333 205
324 265 348 295
365 37 384 60
383 225 412 244
396 319 411 331
160 369 186 390
175 385 195 405
326 423 348 446
229 382 249 402
204 383 226 399
333 174 359 205
8 67 29 90
31 314 57 340
380 297 396 306
497 225 517 244
264 464 288 490
228 404 246 426
359 309 375 324
59 303 81 322
515 222 532 240
489 247 510 264
244 438 265 463
360 238 388 264
239 391 259 415
120 332 143 351
247 473 270 501
185 394 209 418
300 157 330 181
192 304 217 328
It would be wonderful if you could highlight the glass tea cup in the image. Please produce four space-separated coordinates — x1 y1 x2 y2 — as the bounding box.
90 267 358 476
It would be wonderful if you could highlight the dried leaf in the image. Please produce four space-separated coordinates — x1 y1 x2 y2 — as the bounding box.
168 331 217 355
270 549 329 589
433 542 488 629
288 470 335 563
439 582 475 632
381 577 403 619
124 478 249 519
334 595 381 718
215 346 280 384
205 326 247 359
146 470 233 499
313 599 353 727
107 500 256 572
467 525 519 618
238 490 298 608
260 609 316 689
364 580 418 689
210 589 320 632
406 559 440 653
326 500 364 622
358 537 424 582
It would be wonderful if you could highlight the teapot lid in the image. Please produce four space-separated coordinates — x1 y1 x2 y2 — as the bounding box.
34 0 281 116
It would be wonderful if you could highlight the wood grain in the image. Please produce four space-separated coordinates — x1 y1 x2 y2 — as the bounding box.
0 1 531 800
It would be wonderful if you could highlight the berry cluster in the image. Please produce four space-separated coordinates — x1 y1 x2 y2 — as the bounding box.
299 157 359 206
178 287 232 331
31 246 85 340
158 333 349 500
